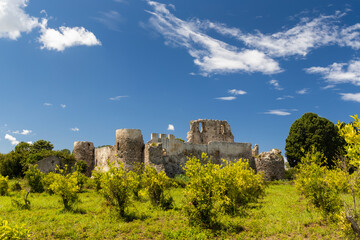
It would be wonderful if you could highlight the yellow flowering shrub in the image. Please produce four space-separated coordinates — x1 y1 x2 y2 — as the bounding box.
142 165 173 209
294 148 347 219
100 160 139 218
47 166 80 211
0 219 31 239
220 159 266 214
0 174 9 196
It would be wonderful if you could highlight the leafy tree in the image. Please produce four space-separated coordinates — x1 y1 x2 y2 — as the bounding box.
285 112 345 167
31 140 54 152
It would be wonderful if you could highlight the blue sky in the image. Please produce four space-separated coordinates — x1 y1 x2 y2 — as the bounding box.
0 0 360 157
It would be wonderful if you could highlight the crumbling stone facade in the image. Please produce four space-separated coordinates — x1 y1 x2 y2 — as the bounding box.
187 119 234 144
254 149 285 181
73 119 284 180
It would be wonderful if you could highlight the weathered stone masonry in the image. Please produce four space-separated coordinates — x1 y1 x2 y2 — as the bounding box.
73 119 285 180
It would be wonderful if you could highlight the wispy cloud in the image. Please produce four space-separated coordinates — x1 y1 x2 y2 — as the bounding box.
167 124 175 131
340 93 360 103
147 2 360 77
215 96 236 101
306 60 360 86
13 129 32 135
38 19 102 51
264 109 293 116
60 104 66 108
71 127 80 132
146 1 281 75
296 88 309 95
43 102 52 106
228 89 247 95
109 95 128 101
269 79 283 90
276 95 294 100
322 84 336 90
5 134 19 145
94 11 124 31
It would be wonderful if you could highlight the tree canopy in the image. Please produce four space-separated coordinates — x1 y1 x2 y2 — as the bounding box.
285 112 345 167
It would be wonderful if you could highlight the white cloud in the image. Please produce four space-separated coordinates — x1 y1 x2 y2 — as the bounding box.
13 129 32 135
264 110 292 116
340 93 360 103
109 95 128 101
39 19 101 51
228 89 247 95
296 88 309 95
147 1 281 75
43 102 52 106
322 84 336 89
215 96 236 101
167 124 175 131
5 134 19 145
205 12 360 58
306 60 360 86
60 104 66 108
0 0 39 40
269 79 283 90
71 127 80 132
276 95 294 100
94 11 124 31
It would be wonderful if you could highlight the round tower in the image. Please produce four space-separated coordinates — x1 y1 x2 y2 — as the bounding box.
115 129 144 170
73 141 95 176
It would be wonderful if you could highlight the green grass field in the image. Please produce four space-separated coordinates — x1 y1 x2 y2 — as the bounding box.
0 182 343 239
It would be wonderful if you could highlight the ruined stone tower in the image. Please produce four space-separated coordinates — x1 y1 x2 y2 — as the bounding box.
115 129 144 170
186 119 234 144
73 141 95 176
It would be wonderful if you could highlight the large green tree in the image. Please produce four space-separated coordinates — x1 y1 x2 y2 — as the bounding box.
285 112 345 167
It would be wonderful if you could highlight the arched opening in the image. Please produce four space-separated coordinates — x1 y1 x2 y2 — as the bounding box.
221 124 226 134
199 122 203 133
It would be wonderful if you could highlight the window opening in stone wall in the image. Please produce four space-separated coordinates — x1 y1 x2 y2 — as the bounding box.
221 124 226 134
199 122 203 133
117 142 120 151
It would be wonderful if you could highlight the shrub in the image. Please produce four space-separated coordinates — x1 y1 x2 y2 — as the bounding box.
24 164 44 193
143 165 173 209
183 153 225 227
72 171 87 192
10 180 22 192
75 160 88 174
0 219 31 239
0 175 9 196
12 190 31 210
294 148 347 219
100 161 139 218
220 159 266 214
91 170 103 191
48 166 79 211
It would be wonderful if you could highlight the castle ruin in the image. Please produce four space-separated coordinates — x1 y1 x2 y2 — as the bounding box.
73 119 284 179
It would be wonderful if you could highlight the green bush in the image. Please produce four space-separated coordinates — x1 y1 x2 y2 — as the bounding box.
100 161 139 218
72 171 87 192
294 148 347 219
91 170 103 191
75 160 88 174
12 190 31 210
0 219 31 239
183 153 225 227
221 159 266 214
47 166 79 211
24 165 44 193
0 175 9 196
143 165 173 209
10 180 22 192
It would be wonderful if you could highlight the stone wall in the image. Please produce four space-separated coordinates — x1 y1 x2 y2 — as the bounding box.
37 156 61 174
145 133 253 177
116 129 144 171
73 141 95 176
186 119 234 144
255 149 285 181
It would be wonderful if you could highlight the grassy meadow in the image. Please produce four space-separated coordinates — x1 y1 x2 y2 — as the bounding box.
0 180 343 239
